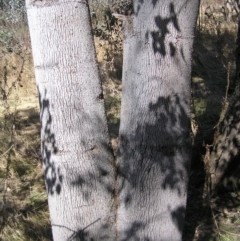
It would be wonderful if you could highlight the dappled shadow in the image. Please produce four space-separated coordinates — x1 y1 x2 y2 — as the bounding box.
39 89 63 196
52 218 103 241
135 1 181 58
69 131 115 203
210 95 240 193
149 3 180 56
116 1 198 239
22 1 237 240
117 93 191 239
16 1 240 240
119 221 150 241
37 88 116 239
66 2 193 237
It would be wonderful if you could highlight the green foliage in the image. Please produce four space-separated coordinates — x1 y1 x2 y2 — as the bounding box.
193 98 207 118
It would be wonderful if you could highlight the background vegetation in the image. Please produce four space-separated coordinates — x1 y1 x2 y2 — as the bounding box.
0 0 240 240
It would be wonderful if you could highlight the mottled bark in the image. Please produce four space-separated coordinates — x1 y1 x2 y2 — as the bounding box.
116 1 200 240
210 95 240 193
210 5 240 194
26 1 115 240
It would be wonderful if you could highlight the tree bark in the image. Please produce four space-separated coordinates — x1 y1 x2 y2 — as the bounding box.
210 4 240 194
26 1 115 240
116 1 200 240
27 0 200 240
236 2 240 82
209 94 240 193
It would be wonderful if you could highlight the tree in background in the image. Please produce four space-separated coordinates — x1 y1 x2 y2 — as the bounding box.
210 1 240 194
26 0 199 240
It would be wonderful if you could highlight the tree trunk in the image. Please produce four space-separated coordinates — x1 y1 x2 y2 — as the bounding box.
26 1 115 240
209 94 240 193
236 2 240 82
116 1 200 240
210 4 240 194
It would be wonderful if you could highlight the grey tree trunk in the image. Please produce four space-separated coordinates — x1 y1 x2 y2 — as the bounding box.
117 1 200 240
26 1 115 240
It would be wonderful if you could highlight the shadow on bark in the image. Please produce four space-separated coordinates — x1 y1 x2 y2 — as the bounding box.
52 218 105 241
115 2 196 239
117 94 191 240
135 1 182 58
149 3 180 56
119 221 150 241
118 95 190 194
210 95 240 193
37 1 200 240
36 1 240 240
41 94 190 240
39 88 116 240
39 88 63 196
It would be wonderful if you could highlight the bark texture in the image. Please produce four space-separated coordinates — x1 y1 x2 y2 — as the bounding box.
117 1 200 240
26 1 115 240
210 93 240 193
236 3 240 82
210 6 240 193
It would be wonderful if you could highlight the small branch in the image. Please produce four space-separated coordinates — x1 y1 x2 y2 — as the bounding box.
112 13 127 21
0 144 14 158
225 62 230 101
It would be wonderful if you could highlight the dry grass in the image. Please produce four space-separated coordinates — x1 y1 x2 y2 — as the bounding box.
0 40 51 240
